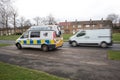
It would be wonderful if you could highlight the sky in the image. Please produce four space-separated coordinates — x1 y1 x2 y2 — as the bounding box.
14 0 120 22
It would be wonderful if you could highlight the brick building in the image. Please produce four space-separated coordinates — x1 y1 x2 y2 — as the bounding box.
59 19 113 34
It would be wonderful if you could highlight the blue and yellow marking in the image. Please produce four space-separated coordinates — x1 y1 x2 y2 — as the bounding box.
19 39 55 45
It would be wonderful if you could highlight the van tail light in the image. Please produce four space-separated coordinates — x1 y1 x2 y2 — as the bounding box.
53 31 56 38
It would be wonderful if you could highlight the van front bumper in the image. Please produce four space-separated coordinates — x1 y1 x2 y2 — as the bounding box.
69 40 73 44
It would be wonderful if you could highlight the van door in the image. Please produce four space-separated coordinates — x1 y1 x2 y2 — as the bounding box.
75 31 89 44
20 31 30 47
29 31 41 48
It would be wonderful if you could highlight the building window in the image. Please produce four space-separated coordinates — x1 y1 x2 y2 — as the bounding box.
73 25 75 28
61 30 64 33
66 26 68 29
77 29 80 31
93 25 96 27
85 25 90 27
61 26 64 29
72 29 76 34
78 25 81 28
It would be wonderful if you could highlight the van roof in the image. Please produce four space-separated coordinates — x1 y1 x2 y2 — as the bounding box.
28 30 54 32
28 25 58 31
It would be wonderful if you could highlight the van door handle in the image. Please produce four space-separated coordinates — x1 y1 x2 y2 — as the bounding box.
84 36 89 38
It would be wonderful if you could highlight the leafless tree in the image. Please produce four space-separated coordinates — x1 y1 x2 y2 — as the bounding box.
46 14 57 25
19 16 25 33
106 13 119 23
41 17 47 25
33 17 42 26
0 0 13 35
24 19 32 26
10 7 18 33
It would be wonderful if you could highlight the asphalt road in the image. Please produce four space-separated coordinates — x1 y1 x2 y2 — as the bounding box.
0 40 120 50
0 44 120 80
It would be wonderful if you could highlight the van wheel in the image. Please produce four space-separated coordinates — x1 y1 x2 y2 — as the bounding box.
100 42 107 48
71 41 77 47
16 43 22 49
42 45 48 51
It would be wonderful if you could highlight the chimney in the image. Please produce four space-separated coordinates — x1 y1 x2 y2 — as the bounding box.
101 18 103 22
90 19 92 22
90 19 92 25
65 20 67 22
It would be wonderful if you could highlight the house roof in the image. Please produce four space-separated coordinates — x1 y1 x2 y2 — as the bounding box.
59 20 112 26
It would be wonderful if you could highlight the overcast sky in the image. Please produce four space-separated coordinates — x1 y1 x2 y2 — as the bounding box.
14 0 120 21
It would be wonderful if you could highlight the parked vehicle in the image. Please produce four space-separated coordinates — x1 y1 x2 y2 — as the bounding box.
15 25 63 51
69 29 112 48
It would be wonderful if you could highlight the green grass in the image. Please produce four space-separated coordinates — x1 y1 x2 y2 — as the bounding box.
0 44 11 47
112 33 120 42
0 62 68 80
63 34 73 41
108 50 120 60
0 35 20 40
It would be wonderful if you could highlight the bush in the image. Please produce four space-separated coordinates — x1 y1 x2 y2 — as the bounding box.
14 32 22 35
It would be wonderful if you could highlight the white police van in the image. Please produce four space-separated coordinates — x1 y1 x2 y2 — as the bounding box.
69 29 112 48
15 25 63 51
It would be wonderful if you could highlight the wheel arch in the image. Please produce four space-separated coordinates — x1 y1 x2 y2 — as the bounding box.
99 41 107 45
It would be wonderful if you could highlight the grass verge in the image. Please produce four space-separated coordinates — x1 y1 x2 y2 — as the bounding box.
108 50 120 60
112 33 120 42
63 34 73 41
0 62 68 80
0 44 11 47
0 35 20 40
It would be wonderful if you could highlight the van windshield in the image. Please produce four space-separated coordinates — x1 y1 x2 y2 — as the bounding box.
21 32 29 38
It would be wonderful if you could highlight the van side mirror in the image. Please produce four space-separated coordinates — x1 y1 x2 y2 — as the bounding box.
59 31 61 35
21 36 24 38
57 31 61 37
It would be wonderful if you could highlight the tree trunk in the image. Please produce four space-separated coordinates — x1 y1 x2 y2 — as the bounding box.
14 14 16 34
6 19 9 35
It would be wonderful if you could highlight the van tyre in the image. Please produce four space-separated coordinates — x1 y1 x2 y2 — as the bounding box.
100 42 107 48
42 45 48 51
16 43 22 49
71 41 77 47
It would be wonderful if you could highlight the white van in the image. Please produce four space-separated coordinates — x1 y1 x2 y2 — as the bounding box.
15 25 63 51
69 29 112 48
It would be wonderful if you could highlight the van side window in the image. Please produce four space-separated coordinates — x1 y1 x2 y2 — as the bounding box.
30 32 40 38
43 32 48 37
77 31 86 37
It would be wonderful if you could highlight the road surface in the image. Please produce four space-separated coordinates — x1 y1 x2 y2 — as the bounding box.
0 44 120 80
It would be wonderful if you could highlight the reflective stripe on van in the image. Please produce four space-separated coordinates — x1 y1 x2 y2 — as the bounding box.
19 39 55 45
